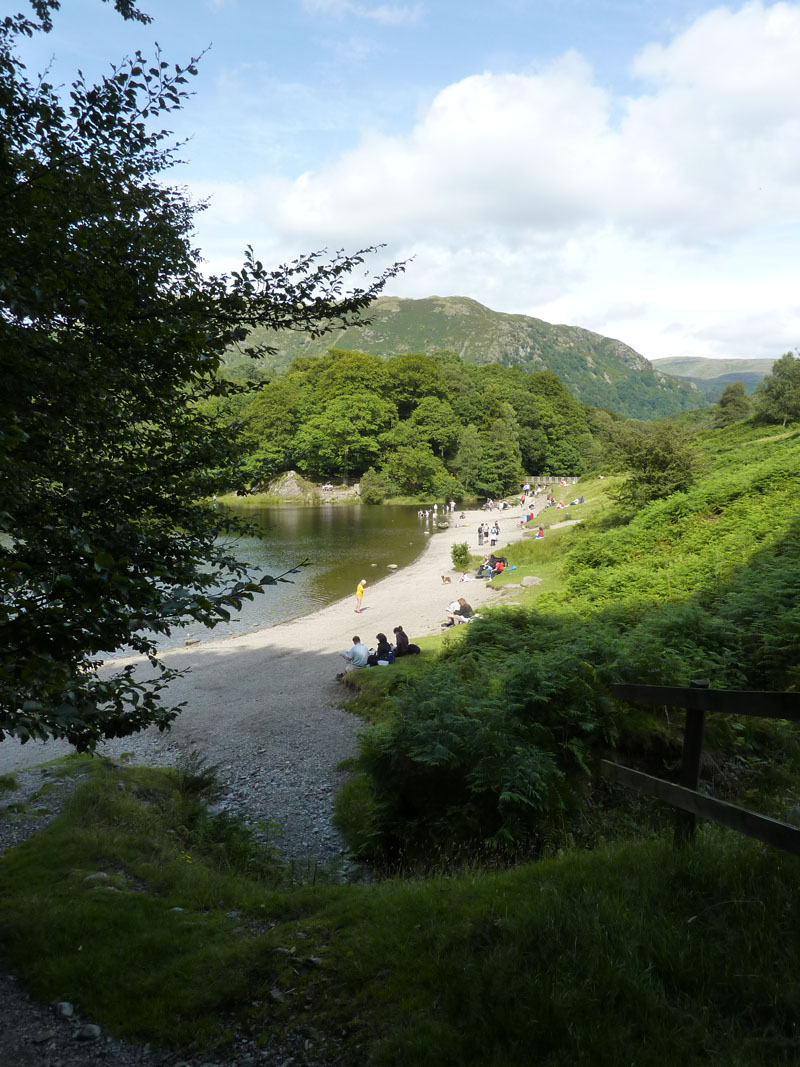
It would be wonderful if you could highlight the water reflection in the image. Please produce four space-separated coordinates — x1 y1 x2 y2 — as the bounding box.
138 503 435 651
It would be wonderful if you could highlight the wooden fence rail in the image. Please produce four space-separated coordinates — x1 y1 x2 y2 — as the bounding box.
600 681 800 855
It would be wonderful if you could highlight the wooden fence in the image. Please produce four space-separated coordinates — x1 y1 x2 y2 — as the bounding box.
600 681 800 855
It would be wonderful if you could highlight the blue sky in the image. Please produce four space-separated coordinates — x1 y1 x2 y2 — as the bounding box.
15 0 800 362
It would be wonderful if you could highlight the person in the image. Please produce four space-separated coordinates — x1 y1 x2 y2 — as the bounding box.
536 526 544 538
354 578 366 613
444 597 473 626
338 635 369 676
368 632 393 666
392 625 420 655
476 554 492 578
491 559 505 578
477 523 484 546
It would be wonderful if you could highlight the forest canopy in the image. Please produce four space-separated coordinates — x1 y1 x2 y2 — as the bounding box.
235 349 595 497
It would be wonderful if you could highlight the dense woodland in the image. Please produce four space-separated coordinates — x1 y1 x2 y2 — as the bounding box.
222 348 604 498
217 346 800 505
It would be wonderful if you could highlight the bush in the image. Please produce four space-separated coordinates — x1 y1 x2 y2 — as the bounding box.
451 542 471 571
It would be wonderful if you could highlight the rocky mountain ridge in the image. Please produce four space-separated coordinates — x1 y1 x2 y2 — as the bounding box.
226 295 703 420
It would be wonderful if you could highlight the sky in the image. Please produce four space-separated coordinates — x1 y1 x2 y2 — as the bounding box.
14 0 800 362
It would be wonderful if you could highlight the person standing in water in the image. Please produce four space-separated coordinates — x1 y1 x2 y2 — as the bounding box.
354 578 367 613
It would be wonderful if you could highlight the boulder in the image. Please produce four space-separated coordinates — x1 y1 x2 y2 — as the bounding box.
266 470 317 500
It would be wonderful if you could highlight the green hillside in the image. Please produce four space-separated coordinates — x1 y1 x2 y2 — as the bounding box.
652 356 776 379
227 295 703 420
652 356 776 401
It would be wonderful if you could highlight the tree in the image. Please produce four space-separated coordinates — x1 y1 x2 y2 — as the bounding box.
358 467 389 505
713 381 752 427
755 352 800 426
612 422 702 507
407 396 461 457
294 394 396 479
0 2 402 750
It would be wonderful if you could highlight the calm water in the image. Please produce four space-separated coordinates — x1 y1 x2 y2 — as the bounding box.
159 503 439 649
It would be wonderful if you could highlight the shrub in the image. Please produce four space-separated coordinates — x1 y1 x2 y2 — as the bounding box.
451 542 471 571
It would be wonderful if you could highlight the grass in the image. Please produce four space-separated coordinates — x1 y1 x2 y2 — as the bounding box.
1 757 799 1065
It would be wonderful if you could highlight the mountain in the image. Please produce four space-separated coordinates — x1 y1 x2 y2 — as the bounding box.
651 356 776 401
227 295 703 420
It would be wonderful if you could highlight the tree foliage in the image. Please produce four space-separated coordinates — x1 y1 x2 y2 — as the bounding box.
0 3 401 749
239 351 594 496
755 352 800 426
611 422 702 507
713 381 752 427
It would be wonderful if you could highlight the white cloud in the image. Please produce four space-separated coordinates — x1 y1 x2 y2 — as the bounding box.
193 2 800 362
301 0 423 24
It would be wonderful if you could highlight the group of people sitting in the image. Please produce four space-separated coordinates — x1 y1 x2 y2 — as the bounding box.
338 625 421 677
476 553 507 578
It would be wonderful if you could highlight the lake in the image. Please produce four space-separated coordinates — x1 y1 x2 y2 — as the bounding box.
162 503 440 649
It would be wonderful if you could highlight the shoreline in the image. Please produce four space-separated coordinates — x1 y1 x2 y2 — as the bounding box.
140 503 532 659
0 505 536 779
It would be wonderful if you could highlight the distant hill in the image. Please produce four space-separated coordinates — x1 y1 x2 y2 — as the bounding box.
651 356 776 401
227 295 703 420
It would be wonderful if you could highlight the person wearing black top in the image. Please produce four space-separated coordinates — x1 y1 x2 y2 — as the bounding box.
368 632 393 666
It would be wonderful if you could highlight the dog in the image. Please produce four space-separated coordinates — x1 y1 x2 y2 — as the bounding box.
441 575 452 584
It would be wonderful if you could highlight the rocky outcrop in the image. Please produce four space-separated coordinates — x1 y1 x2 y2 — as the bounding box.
265 470 317 500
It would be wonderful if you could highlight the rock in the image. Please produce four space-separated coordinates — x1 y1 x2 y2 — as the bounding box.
387 563 398 569
265 470 316 500
54 1001 74 1018
83 871 109 883
521 575 542 587
75 1023 102 1041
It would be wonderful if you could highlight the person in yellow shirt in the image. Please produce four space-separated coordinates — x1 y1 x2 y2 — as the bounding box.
354 578 366 613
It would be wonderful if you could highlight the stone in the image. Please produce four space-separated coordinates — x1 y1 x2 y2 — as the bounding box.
75 1023 102 1041
521 575 542 587
54 1001 74 1018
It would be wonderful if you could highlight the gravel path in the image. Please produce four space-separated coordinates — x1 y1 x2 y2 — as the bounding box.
0 504 539 1066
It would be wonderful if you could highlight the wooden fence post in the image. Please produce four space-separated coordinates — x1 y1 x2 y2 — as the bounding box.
674 679 709 847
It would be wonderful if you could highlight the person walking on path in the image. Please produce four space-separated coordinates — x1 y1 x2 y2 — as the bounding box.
354 578 367 613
